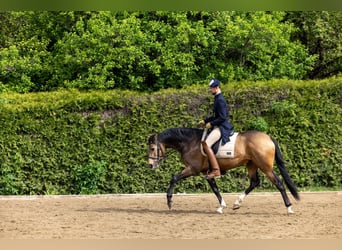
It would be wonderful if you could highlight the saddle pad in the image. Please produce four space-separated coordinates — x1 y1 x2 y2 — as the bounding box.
215 132 238 158
200 131 239 158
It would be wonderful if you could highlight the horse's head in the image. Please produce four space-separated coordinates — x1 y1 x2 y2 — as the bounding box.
147 133 166 169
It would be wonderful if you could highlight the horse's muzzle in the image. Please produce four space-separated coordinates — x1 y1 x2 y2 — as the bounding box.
148 163 159 169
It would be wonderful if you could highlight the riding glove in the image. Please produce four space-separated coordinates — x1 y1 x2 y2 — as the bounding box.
198 120 205 127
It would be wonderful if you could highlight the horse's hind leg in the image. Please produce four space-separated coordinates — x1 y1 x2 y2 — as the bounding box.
264 170 294 214
207 178 226 213
233 162 260 210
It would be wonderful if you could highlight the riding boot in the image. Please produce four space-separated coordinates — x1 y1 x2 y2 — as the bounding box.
201 141 221 179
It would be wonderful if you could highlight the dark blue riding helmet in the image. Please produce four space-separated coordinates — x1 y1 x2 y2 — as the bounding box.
209 78 220 88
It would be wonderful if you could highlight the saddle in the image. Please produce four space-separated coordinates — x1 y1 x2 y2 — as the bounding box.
201 129 238 158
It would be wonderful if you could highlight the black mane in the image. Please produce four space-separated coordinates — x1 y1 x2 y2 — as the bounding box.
151 128 203 150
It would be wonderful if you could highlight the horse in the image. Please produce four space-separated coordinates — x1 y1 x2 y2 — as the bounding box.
147 127 300 214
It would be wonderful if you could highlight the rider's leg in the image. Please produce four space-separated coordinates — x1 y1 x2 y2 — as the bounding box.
202 127 221 179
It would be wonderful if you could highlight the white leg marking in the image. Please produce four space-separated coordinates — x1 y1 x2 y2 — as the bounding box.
216 199 226 214
238 193 246 202
287 206 294 214
221 199 227 207
233 192 246 209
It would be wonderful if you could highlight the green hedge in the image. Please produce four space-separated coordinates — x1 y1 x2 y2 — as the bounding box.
0 78 341 195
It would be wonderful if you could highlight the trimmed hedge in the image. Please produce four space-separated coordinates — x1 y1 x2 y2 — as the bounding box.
0 78 341 195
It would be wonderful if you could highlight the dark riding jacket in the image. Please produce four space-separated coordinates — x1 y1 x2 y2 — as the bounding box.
204 92 234 145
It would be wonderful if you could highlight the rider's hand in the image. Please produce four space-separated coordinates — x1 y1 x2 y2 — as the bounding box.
198 120 205 127
205 122 212 129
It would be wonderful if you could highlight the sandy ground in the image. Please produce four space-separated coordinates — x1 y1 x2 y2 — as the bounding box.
0 192 341 239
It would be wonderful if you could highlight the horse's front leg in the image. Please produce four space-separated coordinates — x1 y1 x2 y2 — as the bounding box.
206 178 226 214
166 167 195 209
166 173 182 209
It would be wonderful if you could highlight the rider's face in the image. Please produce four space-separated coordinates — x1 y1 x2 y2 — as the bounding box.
209 86 219 95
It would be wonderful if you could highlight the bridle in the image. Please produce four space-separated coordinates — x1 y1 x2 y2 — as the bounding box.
148 134 174 164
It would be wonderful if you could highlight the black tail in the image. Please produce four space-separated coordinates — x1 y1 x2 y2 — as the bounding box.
271 138 300 201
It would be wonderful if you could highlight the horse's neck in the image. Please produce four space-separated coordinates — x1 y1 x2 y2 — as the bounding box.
158 129 181 151
159 128 200 152
160 135 182 151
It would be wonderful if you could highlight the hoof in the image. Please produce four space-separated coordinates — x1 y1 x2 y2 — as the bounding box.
287 206 294 214
217 207 223 214
232 204 240 210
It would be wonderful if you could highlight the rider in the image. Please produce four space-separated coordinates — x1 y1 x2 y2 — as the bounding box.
199 78 234 179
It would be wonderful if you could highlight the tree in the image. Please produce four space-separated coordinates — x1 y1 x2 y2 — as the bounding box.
0 12 49 92
0 11 334 92
0 11 87 92
286 11 342 79
53 11 317 91
203 11 316 81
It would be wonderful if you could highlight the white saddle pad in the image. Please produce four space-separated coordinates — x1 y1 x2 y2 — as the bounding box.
201 131 239 158
215 132 238 158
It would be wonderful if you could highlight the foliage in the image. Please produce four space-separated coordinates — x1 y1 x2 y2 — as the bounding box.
73 159 107 194
286 11 342 79
0 78 341 195
0 11 330 92
245 117 269 132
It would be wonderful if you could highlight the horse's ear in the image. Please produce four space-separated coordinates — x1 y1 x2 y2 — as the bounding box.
147 132 156 144
147 134 152 143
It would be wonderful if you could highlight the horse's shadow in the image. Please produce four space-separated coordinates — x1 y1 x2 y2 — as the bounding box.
77 206 216 215
77 206 284 216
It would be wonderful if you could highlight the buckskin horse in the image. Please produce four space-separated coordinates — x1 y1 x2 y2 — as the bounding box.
147 128 300 214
